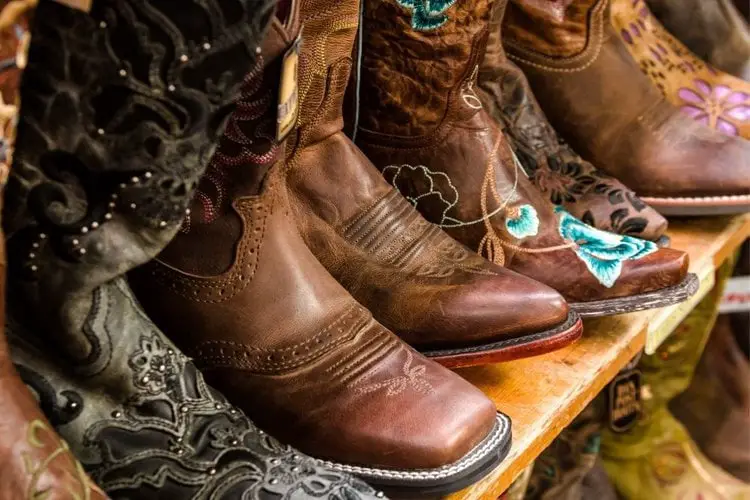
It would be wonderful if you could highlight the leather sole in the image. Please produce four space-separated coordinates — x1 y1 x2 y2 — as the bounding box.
570 272 700 318
641 194 750 216
419 311 583 369
316 412 512 498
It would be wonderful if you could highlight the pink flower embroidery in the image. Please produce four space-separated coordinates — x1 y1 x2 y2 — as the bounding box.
678 79 750 136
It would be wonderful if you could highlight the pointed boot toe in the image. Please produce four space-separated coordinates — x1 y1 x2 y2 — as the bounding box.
411 271 581 368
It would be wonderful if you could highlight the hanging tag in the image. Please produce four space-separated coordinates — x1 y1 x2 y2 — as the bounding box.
276 34 301 141
608 369 642 433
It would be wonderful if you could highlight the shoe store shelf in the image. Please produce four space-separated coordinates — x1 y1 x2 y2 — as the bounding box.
448 214 750 500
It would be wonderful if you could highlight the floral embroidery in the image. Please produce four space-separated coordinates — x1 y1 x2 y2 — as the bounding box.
678 80 750 136
505 204 539 239
352 350 433 397
395 0 456 31
557 208 657 288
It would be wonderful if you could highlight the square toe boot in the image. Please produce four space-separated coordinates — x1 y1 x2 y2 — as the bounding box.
0 3 106 497
646 0 750 81
4 2 383 498
354 0 696 317
262 0 582 369
612 0 750 140
478 0 669 245
128 12 512 497
502 0 750 216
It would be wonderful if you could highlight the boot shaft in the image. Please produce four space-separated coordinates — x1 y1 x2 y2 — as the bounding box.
358 0 494 137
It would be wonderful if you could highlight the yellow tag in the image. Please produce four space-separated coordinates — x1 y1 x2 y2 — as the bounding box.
645 260 715 354
277 35 301 141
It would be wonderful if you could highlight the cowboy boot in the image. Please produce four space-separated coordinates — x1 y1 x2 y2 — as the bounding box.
502 0 750 216
612 0 750 140
671 314 750 483
0 2 106 497
354 0 695 318
647 0 750 81
127 3 513 496
600 261 750 499
478 0 669 244
274 0 582 369
4 2 383 498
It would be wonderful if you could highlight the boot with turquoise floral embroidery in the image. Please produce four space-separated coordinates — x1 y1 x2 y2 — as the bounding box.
354 0 697 318
601 261 750 500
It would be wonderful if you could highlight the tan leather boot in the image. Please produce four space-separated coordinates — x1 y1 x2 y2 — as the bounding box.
279 0 581 368
478 0 669 244
354 0 696 317
503 0 750 215
130 8 512 496
612 0 750 140
0 2 106 497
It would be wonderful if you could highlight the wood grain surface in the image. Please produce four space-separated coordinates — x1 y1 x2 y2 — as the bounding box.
448 215 750 500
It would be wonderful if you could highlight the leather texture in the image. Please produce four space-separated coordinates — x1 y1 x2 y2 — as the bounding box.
282 0 571 351
0 3 107 497
355 0 688 304
129 5 502 476
647 0 750 81
612 0 750 140
601 261 750 499
478 0 668 242
671 314 750 484
502 0 750 201
4 2 380 498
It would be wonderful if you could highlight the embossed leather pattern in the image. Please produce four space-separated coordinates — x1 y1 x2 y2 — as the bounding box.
478 0 668 241
3 2 381 498
502 0 750 201
356 0 689 304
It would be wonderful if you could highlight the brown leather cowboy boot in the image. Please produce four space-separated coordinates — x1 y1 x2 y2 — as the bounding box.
0 2 106 497
478 0 669 244
129 7 512 496
502 0 750 215
354 0 696 317
4 2 383 498
280 0 581 368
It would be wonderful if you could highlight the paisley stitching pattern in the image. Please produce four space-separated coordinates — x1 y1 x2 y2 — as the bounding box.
504 204 539 239
556 208 657 288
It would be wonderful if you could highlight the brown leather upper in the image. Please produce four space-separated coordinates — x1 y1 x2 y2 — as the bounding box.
478 0 668 242
503 0 750 199
355 0 688 302
282 0 570 347
130 11 497 471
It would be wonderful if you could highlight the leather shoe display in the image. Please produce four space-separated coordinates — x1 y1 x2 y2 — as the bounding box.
612 0 750 140
502 0 750 215
4 2 382 498
128 7 513 497
478 0 669 245
354 0 697 317
279 0 581 368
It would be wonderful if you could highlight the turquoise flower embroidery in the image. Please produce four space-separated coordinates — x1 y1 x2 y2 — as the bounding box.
505 204 539 239
396 0 456 31
557 208 657 288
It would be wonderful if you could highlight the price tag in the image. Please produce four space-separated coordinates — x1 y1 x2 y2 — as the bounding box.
276 34 301 141
719 276 750 313
646 260 715 355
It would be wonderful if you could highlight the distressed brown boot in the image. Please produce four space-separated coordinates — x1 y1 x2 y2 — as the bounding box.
502 0 750 215
478 0 669 244
129 6 512 496
354 0 696 317
0 2 106 497
281 0 581 368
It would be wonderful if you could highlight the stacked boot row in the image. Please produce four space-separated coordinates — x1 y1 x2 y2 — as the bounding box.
0 0 747 498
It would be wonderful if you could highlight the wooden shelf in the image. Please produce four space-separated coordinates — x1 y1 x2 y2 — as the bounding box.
448 214 750 500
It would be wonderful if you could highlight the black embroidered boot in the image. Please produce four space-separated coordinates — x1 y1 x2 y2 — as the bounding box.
3 2 381 498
